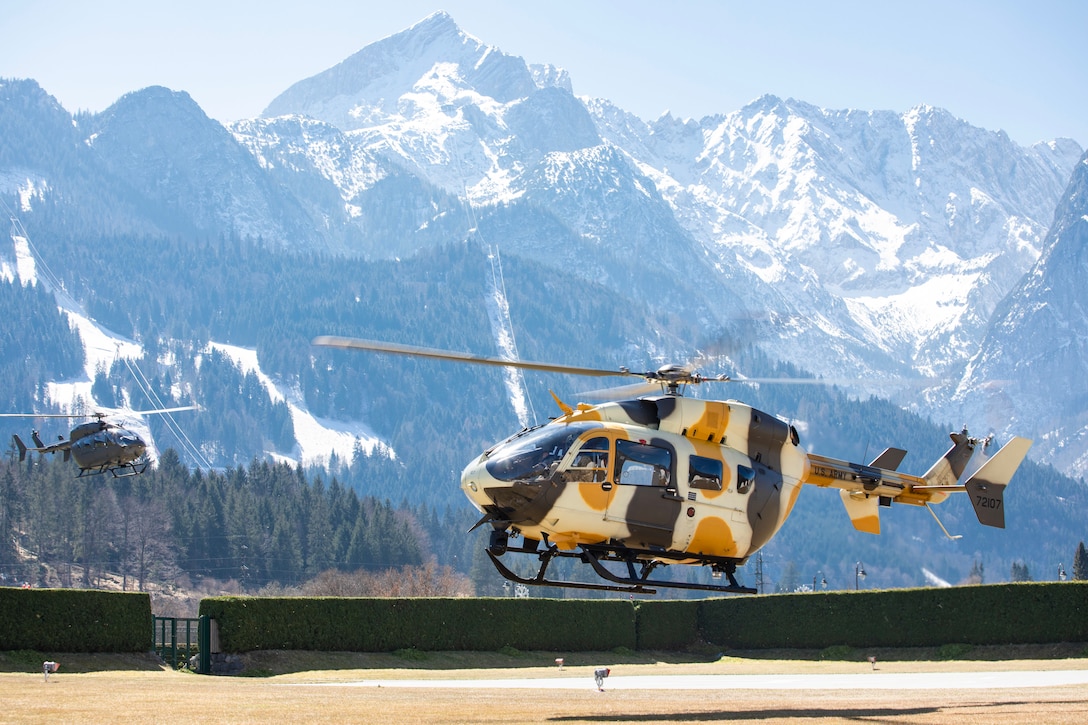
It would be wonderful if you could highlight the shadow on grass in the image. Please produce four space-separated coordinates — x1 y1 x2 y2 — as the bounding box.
239 647 723 675
7 641 1081 676
551 706 944 722
0 651 167 673
724 641 1088 663
548 700 1088 722
236 641 1088 676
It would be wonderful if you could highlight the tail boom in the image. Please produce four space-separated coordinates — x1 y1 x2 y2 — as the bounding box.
804 432 1032 533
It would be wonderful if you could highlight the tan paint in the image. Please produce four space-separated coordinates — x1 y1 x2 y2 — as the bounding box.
685 516 738 557
565 405 603 423
577 481 615 511
781 480 804 520
852 514 881 534
686 400 730 442
546 532 600 550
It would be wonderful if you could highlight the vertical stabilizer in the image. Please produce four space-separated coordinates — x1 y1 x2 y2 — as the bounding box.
12 435 27 462
922 430 984 487
964 437 1032 528
840 490 881 534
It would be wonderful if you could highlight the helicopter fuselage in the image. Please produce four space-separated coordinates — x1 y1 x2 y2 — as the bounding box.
460 395 807 568
69 428 147 474
20 419 149 477
308 335 1031 594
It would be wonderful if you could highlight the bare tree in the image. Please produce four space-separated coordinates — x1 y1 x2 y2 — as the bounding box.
282 562 475 598
81 487 119 588
128 498 177 592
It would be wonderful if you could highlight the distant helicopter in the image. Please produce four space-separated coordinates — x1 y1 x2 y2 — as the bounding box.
312 336 1033 595
4 407 198 478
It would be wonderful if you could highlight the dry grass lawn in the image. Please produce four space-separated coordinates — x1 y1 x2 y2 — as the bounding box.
1 646 1086 724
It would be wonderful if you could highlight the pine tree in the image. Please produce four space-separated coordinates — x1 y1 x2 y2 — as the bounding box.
777 560 801 593
967 559 985 585
1010 561 1032 582
1074 541 1088 581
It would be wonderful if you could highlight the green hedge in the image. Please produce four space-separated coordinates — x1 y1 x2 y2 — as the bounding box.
198 583 1088 654
200 596 637 653
0 588 152 652
698 582 1088 649
634 599 701 650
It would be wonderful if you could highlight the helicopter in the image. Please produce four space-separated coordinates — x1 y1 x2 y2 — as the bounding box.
4 406 198 478
312 335 1033 595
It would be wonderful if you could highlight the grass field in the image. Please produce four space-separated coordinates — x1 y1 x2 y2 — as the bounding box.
1 646 1087 724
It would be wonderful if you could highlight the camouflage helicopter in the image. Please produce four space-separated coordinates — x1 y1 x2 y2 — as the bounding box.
313 336 1032 595
4 406 197 478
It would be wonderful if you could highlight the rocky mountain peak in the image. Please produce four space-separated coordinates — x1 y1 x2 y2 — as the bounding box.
260 11 562 131
955 150 1088 476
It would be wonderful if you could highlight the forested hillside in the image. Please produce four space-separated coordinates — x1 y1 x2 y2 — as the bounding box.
0 280 83 412
3 222 1084 596
0 451 483 595
11 216 691 471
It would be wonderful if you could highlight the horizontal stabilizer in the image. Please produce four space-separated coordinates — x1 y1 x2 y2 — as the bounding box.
869 447 907 471
840 490 880 534
964 436 1032 528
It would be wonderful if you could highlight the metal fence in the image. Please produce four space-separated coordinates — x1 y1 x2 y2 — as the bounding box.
153 615 210 673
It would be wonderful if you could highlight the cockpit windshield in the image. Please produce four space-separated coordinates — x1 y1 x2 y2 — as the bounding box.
485 422 601 483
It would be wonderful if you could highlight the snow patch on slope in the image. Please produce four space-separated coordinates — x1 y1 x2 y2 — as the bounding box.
7 227 142 410
483 248 533 428
207 342 394 466
46 311 143 414
6 224 169 462
9 234 39 285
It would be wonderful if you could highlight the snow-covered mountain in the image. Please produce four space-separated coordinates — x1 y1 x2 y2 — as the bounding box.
252 12 1082 364
954 150 1088 475
236 11 1084 470
2 10 1086 480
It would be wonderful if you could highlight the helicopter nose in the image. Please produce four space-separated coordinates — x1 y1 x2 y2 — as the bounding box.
460 456 495 510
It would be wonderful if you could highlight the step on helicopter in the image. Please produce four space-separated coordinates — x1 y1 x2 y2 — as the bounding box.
4 406 198 478
313 336 1033 595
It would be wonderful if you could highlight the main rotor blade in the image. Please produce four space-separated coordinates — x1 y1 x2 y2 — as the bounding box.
0 413 84 418
125 405 201 415
579 381 664 402
312 336 641 379
0 405 199 419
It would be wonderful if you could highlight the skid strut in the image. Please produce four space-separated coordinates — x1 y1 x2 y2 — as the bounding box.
485 536 756 595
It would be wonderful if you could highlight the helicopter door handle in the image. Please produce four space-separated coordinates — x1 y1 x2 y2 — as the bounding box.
601 482 613 491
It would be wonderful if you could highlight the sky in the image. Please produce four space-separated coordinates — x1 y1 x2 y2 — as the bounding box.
2 0 1085 148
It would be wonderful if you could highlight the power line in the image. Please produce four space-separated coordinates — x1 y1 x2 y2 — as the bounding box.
454 151 538 426
4 207 212 471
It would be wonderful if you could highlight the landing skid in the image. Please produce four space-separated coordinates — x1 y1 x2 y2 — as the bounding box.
76 461 148 478
485 538 757 595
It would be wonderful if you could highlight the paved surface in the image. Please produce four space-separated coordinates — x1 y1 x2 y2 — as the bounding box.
301 669 1088 690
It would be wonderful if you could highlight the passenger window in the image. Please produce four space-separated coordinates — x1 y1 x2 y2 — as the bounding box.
737 464 756 494
615 439 672 488
566 437 610 483
689 455 723 491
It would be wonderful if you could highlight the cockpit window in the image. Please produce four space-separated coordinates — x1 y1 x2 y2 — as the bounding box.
485 423 601 483
565 436 610 483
